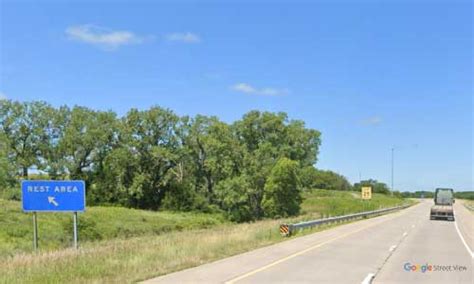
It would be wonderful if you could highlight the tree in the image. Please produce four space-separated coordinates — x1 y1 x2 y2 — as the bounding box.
185 115 242 203
401 191 434 198
299 166 319 190
0 100 329 221
97 107 180 209
234 111 321 218
454 191 474 200
60 106 118 184
283 120 321 167
0 133 15 187
40 105 68 179
214 175 252 222
262 158 301 217
0 100 52 178
299 166 352 191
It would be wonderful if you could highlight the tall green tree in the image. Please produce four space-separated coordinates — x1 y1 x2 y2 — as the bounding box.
0 132 15 187
234 111 321 218
0 100 52 178
40 105 69 179
59 106 118 184
186 115 242 202
262 158 301 217
99 107 180 209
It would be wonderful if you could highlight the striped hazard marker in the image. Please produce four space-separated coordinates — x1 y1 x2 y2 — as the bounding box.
280 224 290 236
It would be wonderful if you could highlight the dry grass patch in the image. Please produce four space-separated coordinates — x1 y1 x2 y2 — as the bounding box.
0 220 283 283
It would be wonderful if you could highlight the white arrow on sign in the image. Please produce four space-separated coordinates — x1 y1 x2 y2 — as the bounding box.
48 196 59 206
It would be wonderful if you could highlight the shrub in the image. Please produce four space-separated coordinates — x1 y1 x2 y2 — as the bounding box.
262 158 301 218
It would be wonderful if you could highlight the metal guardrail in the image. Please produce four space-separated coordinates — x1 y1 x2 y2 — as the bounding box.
280 204 411 237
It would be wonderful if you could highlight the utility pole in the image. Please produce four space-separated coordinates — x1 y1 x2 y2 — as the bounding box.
391 147 395 194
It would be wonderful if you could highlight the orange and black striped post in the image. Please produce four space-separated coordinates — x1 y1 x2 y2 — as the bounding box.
280 224 291 237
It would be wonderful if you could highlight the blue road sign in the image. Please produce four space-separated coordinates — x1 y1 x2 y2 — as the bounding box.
21 180 86 212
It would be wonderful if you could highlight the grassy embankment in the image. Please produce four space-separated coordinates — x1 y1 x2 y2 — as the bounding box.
462 199 474 212
0 189 412 283
0 201 226 256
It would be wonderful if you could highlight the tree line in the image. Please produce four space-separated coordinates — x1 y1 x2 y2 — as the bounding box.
399 191 474 200
0 100 358 221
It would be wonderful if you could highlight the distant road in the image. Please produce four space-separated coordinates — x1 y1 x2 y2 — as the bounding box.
144 200 473 283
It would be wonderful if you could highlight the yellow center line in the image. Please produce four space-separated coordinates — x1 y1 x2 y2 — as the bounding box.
225 203 421 284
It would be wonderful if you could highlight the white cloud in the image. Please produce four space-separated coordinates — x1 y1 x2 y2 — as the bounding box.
231 83 288 96
260 88 285 96
66 25 145 50
0 92 6 101
166 32 201 43
233 83 256 93
360 116 382 126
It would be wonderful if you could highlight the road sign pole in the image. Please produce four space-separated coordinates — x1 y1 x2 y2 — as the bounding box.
73 212 78 249
33 212 38 251
391 147 395 195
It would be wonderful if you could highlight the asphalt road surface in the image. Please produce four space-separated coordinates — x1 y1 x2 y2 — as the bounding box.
145 200 473 284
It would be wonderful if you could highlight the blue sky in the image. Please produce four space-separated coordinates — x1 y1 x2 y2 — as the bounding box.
0 0 472 191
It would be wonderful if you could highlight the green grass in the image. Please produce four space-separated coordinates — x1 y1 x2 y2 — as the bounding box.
0 189 412 283
0 200 227 257
300 189 408 218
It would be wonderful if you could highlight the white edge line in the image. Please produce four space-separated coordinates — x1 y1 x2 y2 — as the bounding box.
454 218 474 258
361 273 375 284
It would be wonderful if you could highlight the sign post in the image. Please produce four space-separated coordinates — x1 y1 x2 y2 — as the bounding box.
21 180 86 250
33 212 38 251
73 212 78 249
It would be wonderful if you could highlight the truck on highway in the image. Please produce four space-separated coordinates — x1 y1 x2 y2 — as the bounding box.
430 188 455 221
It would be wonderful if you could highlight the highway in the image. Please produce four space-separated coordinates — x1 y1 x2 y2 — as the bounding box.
145 200 473 284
